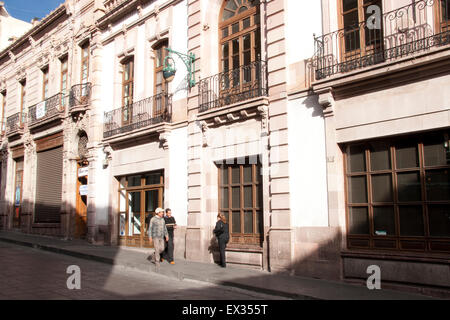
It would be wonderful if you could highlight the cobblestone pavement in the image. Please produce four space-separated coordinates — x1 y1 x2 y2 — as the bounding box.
0 242 289 300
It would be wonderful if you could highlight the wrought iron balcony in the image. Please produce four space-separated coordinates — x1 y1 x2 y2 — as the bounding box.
198 60 268 113
28 93 66 128
69 83 92 111
313 0 450 80
103 93 172 139
6 112 27 136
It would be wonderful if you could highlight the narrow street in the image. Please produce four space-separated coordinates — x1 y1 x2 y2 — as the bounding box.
0 242 288 300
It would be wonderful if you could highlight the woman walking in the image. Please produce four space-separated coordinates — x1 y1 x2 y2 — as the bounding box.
213 213 229 268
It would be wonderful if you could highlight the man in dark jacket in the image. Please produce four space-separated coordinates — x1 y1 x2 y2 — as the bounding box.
162 208 177 264
213 213 229 267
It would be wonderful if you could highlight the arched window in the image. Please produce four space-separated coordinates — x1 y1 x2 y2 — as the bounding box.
220 0 261 77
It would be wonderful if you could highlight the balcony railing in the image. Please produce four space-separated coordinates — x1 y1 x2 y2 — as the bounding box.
103 93 172 138
313 0 450 80
69 83 92 110
28 93 66 127
6 112 26 135
198 60 268 113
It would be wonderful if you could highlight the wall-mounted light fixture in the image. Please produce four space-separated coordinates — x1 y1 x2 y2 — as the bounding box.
163 48 196 88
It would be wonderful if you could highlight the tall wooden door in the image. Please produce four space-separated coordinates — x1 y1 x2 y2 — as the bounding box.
75 161 88 238
125 187 163 248
13 158 24 228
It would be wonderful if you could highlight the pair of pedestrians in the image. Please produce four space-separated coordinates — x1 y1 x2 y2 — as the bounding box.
148 208 176 266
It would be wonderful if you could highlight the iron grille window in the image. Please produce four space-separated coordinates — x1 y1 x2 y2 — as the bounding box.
218 158 263 246
345 131 450 253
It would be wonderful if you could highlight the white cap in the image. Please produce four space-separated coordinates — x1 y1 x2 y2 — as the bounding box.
155 207 164 214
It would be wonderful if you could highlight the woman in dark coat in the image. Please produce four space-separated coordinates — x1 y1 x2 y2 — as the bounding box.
213 213 229 267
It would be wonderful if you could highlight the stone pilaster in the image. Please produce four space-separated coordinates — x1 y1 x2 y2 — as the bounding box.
23 134 36 233
264 0 294 272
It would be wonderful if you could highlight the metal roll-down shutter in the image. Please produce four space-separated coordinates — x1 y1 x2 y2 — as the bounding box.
34 146 63 223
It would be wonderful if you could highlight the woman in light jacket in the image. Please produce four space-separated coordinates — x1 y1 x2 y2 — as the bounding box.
213 213 229 267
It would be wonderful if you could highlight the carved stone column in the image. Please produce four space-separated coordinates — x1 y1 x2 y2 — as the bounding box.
0 147 9 229
23 134 37 233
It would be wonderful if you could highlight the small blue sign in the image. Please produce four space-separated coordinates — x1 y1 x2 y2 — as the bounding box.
14 187 21 206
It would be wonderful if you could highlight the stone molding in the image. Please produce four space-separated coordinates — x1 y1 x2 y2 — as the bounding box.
317 90 335 118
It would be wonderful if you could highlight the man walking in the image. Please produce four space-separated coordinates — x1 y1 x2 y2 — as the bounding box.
162 208 177 264
149 207 169 267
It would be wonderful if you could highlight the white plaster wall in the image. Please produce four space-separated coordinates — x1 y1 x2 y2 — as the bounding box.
209 120 262 162
95 148 110 225
135 23 145 101
170 0 189 102
288 96 329 227
168 126 188 226
101 41 115 113
286 0 322 64
334 74 450 143
111 141 168 177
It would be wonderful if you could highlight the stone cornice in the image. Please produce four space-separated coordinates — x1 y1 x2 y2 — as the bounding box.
97 0 183 30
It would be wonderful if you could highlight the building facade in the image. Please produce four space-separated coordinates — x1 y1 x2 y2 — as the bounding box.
306 0 450 291
0 0 448 293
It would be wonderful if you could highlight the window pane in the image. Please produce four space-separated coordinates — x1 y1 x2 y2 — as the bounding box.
232 22 239 34
232 187 240 208
347 145 366 173
255 211 261 234
222 28 229 38
232 166 240 184
371 174 393 202
343 0 358 12
127 175 141 187
399 206 424 236
222 211 229 226
428 205 450 237
396 142 419 169
424 136 448 167
129 192 141 235
145 190 158 213
232 38 239 55
426 169 449 201
221 187 229 209
243 17 251 29
243 165 252 183
221 167 229 185
244 186 252 207
255 164 261 183
222 43 229 58
243 51 251 70
243 34 251 50
373 206 395 236
119 190 126 212
222 10 235 21
348 176 368 203
232 211 241 233
370 142 391 171
255 183 261 208
244 211 253 234
348 207 369 234
397 172 422 202
145 172 161 185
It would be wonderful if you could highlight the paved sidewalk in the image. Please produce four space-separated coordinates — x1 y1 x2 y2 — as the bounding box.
0 231 438 300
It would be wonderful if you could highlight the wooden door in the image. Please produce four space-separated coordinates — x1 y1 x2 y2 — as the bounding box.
13 158 24 228
142 188 163 248
75 161 88 238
